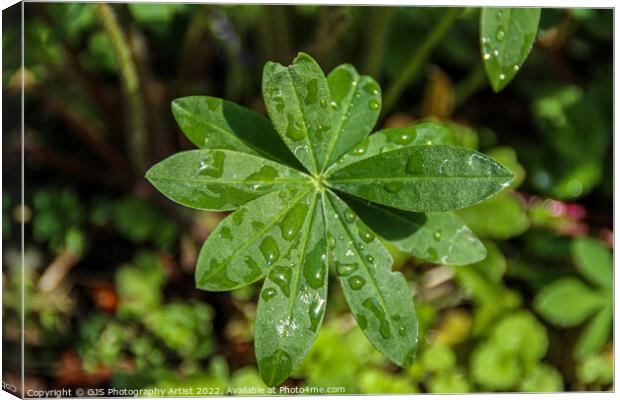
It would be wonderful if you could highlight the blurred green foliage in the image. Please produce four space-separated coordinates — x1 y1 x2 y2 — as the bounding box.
3 3 612 394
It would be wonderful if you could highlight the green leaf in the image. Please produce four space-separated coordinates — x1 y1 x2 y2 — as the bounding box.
171 96 300 168
480 7 541 92
328 121 454 173
322 64 381 169
322 191 417 367
534 278 606 327
519 364 564 392
457 192 529 239
572 238 613 290
255 193 328 386
195 188 314 291
262 52 332 174
145 149 310 211
328 145 513 212
490 311 548 364
470 342 521 390
345 195 486 265
574 305 612 359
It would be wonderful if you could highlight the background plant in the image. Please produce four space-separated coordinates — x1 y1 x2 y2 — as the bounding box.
3 3 612 395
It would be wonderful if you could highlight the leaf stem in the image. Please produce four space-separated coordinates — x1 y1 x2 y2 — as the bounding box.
96 3 148 174
382 7 462 116
362 7 394 77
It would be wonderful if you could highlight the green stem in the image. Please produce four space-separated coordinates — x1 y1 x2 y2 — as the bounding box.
382 7 462 116
454 65 487 109
363 7 394 77
96 3 148 174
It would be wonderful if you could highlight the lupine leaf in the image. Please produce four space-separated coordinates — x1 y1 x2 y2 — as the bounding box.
572 237 613 290
345 195 486 265
145 149 310 211
262 52 333 174
480 7 541 92
171 96 300 167
255 193 328 386
328 145 513 212
328 121 454 173
322 191 417 367
195 188 314 291
322 64 381 169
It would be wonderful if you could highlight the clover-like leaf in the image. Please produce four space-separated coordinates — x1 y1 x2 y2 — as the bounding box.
480 7 541 92
262 52 333 174
255 193 328 386
534 277 606 327
322 191 418 367
574 305 612 359
572 237 612 290
328 145 513 212
171 96 300 167
145 149 310 211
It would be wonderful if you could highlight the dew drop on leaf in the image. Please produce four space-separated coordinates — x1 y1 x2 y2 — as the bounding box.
286 114 305 141
336 261 359 276
244 165 279 191
198 151 225 177
344 209 356 223
496 28 505 42
219 226 233 240
357 221 376 243
278 202 308 241
305 79 318 105
259 236 280 265
433 230 442 241
368 99 380 110
405 157 424 175
269 265 292 297
362 298 391 339
348 275 366 290
261 287 277 301
384 181 404 193
365 255 375 263
308 299 325 331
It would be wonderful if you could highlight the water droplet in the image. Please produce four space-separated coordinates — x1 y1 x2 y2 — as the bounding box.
499 73 506 80
279 202 308 241
356 221 376 243
496 29 505 42
387 130 415 145
286 114 305 141
399 326 407 337
493 49 499 56
252 221 266 231
198 151 225 177
365 255 374 263
329 100 339 110
348 140 368 156
219 226 233 240
261 287 277 301
368 99 380 110
244 256 261 280
426 140 433 146
483 53 491 61
513 64 520 71
348 275 366 290
303 241 326 290
244 165 279 191
433 230 442 241
319 99 327 108
304 79 318 105
405 157 424 175
344 209 356 223
336 262 359 276
232 208 246 225
308 299 325 331
356 313 368 330
362 298 391 339
496 10 503 19
269 265 292 297
384 181 404 193
259 237 280 265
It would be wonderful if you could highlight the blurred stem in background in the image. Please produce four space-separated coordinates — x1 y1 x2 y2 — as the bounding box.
363 7 394 78
383 7 462 115
454 66 487 109
96 3 148 175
